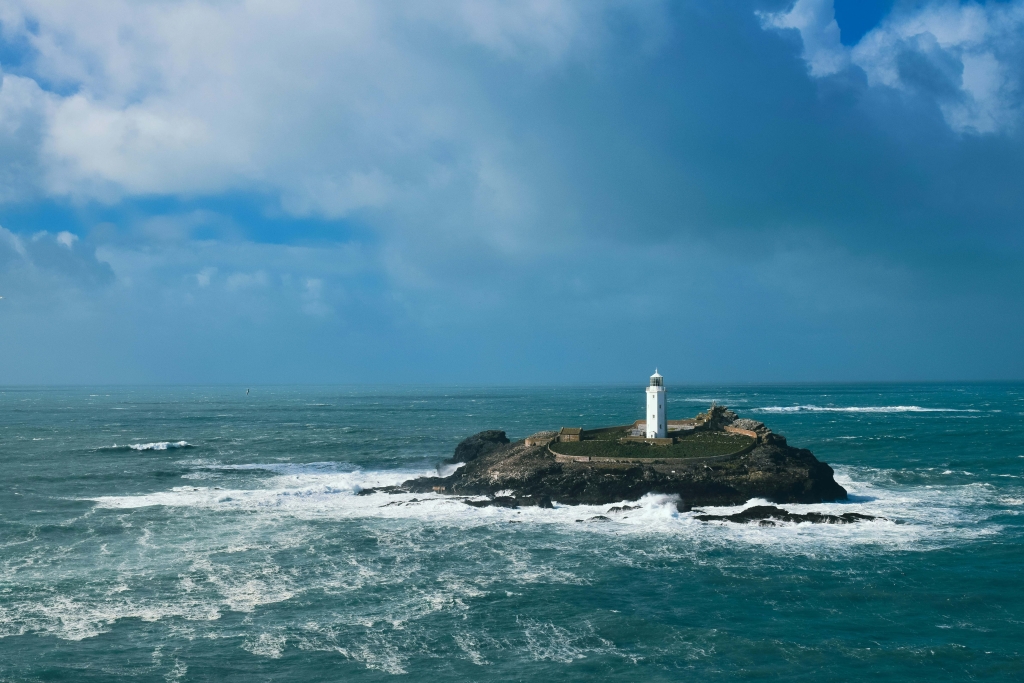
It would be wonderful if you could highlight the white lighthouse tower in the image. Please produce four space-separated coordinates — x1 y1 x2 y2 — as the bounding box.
646 370 667 439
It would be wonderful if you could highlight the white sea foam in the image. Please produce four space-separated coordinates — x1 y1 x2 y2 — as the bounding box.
244 633 287 659
91 466 423 512
206 462 356 475
2 590 224 642
117 441 193 451
437 462 466 477
753 405 979 414
12 459 1017 654
86 461 1014 556
521 619 587 663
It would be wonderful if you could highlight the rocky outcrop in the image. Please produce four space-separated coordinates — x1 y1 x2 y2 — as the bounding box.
700 404 739 431
446 429 510 464
378 409 849 508
694 505 878 525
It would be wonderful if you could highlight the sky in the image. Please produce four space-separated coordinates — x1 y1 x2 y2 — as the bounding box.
0 0 1022 385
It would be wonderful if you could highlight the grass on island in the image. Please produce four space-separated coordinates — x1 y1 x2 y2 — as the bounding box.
552 427 752 460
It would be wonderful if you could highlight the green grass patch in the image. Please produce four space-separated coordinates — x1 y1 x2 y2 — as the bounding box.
555 429 752 459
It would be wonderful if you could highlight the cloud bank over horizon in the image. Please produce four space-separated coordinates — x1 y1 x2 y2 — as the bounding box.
0 0 1022 384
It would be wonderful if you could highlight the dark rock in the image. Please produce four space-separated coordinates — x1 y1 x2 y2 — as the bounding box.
609 504 640 512
695 504 878 525
676 501 692 513
464 496 519 509
503 494 552 508
448 430 510 464
357 485 406 496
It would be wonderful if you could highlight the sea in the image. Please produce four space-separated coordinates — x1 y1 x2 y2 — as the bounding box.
1 383 1022 681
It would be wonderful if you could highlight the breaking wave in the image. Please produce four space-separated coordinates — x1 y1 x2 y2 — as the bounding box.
753 405 980 414
86 462 1011 554
205 462 356 475
131 441 192 451
99 441 193 452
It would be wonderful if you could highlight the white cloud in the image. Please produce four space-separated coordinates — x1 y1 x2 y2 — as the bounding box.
0 71 55 201
760 0 848 77
225 271 268 291
43 94 221 197
195 267 216 287
56 231 77 248
455 0 600 61
280 170 396 219
763 0 1024 134
301 277 331 317
0 225 114 291
0 224 27 258
0 0 665 229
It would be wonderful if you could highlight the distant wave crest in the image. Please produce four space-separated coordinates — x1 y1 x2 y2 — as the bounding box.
754 405 978 414
207 462 354 475
100 441 193 452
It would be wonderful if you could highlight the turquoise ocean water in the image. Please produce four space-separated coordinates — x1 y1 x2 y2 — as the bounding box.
1 383 1022 681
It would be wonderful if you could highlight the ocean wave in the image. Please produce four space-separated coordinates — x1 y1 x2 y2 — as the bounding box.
25 462 1016 655
85 462 1015 556
131 441 192 451
753 405 979 414
98 441 193 452
205 462 356 475
671 398 726 404
0 550 292 642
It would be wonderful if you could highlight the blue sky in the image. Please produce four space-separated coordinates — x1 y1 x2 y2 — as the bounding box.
0 0 1022 384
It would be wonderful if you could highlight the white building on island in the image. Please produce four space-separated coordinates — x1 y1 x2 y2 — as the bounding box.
645 370 667 438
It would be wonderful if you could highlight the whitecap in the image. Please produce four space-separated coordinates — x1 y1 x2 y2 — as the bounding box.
206 462 356 475
671 397 727 404
753 405 979 414
103 441 194 451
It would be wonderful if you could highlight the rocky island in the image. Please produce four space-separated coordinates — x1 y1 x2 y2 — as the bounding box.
363 396 855 519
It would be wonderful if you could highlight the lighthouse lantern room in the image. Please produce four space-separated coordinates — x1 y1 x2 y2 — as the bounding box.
646 370 667 439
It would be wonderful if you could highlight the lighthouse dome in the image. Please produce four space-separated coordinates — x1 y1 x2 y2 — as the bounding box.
650 369 663 387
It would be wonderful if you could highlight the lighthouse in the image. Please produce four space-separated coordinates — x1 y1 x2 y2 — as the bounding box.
646 370 667 438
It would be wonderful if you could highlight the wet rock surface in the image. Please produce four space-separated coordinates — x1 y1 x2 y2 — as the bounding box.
465 495 519 508
694 505 879 525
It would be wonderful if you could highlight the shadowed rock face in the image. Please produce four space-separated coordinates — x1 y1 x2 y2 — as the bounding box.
447 430 510 464
389 421 848 508
694 505 877 525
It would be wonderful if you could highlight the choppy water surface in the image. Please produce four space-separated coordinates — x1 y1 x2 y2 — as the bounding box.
1 384 1022 681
